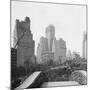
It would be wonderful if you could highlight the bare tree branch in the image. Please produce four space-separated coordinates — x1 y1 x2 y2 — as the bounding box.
14 29 26 48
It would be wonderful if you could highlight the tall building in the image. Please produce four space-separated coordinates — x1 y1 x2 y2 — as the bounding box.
13 17 35 67
54 38 66 64
83 32 87 59
36 24 67 64
11 48 17 69
36 37 48 64
46 24 55 51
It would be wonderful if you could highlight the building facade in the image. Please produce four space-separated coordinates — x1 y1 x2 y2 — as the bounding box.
45 24 55 51
83 32 87 59
54 38 66 64
13 17 35 67
11 48 17 69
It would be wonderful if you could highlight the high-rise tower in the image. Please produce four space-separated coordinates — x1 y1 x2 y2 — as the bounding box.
83 32 87 59
45 24 55 51
13 17 35 67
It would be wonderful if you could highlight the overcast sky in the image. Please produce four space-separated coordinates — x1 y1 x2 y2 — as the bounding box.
11 1 86 56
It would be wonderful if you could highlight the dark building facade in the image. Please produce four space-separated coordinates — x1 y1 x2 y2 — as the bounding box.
11 48 17 69
13 17 35 67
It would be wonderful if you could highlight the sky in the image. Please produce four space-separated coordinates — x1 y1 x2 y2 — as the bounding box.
11 1 86 56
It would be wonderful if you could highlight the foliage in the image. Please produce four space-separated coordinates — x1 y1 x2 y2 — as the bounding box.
65 52 87 71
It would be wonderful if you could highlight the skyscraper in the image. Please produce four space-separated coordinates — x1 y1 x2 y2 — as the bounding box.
45 24 55 51
83 32 87 59
36 24 67 64
54 38 66 64
13 17 35 67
